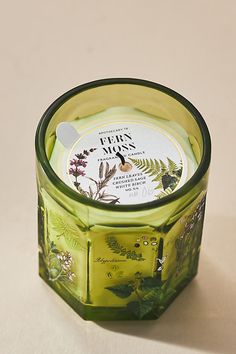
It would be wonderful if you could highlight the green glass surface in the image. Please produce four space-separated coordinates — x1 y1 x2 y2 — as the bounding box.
35 78 211 320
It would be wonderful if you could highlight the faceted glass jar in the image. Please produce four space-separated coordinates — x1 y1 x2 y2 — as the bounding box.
35 79 211 320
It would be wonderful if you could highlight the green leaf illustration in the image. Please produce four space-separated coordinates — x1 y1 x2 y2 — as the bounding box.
48 253 62 280
142 287 162 302
140 276 163 291
167 157 177 172
129 157 182 193
127 300 155 319
64 235 83 250
103 271 175 319
158 288 176 305
106 236 145 261
50 212 84 251
155 187 173 199
46 240 76 284
105 284 134 298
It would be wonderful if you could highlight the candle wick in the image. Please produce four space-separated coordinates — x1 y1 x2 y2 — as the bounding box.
116 152 125 165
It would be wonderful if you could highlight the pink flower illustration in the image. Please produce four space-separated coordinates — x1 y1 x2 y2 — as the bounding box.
69 167 85 177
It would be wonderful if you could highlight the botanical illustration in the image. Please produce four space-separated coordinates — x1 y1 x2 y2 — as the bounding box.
39 209 81 285
105 271 175 319
38 177 207 320
106 235 145 261
50 212 85 250
47 241 76 283
69 149 120 204
175 195 206 276
103 196 206 319
129 157 182 198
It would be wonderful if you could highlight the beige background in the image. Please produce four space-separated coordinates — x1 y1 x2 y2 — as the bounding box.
0 1 236 353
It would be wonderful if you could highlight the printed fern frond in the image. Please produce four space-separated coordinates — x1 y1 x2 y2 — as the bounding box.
167 158 178 173
50 212 84 251
129 157 182 193
129 158 162 177
160 159 167 171
106 236 145 261
154 159 160 173
156 187 173 199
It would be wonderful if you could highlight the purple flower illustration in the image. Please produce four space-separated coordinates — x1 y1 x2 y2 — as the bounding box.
69 148 119 204
69 167 85 177
70 159 87 168
69 148 96 192
78 160 87 168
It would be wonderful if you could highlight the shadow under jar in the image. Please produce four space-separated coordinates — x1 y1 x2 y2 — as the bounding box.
35 78 211 320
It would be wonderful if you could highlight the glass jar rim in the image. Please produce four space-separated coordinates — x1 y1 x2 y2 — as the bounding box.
35 78 211 212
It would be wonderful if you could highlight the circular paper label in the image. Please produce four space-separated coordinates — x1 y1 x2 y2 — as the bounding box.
64 122 187 205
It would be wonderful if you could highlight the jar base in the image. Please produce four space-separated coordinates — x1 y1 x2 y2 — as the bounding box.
39 253 198 321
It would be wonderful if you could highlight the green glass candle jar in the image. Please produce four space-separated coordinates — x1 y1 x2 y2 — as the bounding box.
35 78 211 320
